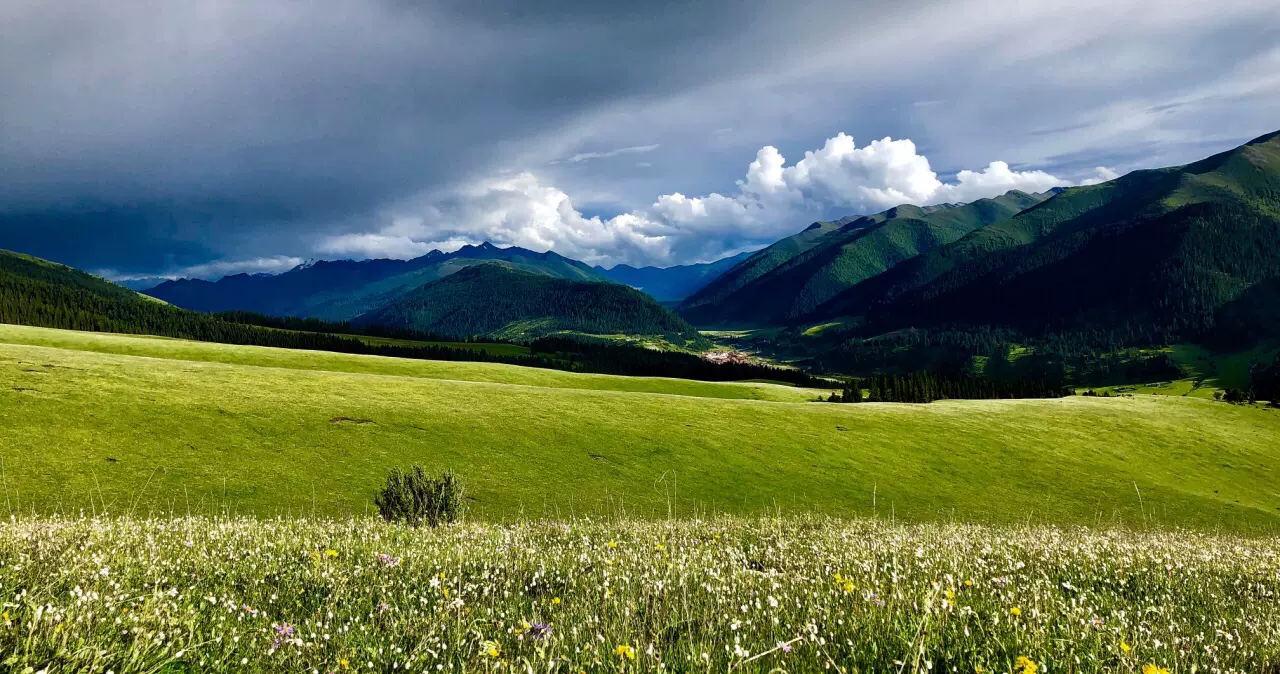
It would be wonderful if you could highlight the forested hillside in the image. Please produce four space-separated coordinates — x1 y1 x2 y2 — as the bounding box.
145 242 609 321
356 262 704 342
679 190 1049 325
808 130 1280 348
0 248 369 348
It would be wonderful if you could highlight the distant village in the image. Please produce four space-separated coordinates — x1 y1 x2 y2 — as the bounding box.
701 350 754 365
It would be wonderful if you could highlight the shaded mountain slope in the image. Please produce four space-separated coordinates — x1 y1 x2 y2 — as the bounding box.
679 191 1048 325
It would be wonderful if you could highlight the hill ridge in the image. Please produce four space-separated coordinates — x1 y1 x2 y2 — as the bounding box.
355 261 703 342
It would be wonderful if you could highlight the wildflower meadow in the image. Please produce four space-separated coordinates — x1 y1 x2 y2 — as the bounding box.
1 516 1277 673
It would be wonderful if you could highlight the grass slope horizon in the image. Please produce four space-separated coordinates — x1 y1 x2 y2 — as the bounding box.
3 324 1279 529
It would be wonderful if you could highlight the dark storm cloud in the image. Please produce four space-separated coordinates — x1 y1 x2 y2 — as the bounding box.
0 0 777 271
1 0 1278 275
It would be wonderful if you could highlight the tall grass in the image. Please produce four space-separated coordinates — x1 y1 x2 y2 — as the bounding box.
1 516 1276 672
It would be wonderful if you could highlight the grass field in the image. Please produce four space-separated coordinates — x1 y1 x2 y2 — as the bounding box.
2 516 1276 673
3 324 1280 528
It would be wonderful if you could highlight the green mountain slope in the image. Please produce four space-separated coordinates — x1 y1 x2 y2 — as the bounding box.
1 248 347 348
676 217 866 322
145 242 611 321
355 262 704 341
0 248 427 351
679 191 1048 325
1 249 151 302
809 130 1280 345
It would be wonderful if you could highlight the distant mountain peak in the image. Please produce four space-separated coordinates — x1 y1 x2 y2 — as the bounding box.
291 258 321 272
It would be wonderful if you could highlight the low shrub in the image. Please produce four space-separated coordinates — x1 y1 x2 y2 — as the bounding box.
373 466 465 527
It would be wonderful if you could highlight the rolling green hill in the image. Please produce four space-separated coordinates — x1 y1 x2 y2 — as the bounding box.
679 191 1049 325
145 242 611 321
2 324 1279 528
354 262 704 341
808 130 1280 346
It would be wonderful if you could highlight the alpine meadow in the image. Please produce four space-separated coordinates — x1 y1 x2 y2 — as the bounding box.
3 3 1280 672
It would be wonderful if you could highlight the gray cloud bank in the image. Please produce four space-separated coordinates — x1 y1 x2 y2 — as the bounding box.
1 0 1277 277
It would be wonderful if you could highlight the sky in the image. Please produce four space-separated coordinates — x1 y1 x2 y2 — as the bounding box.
2 0 1278 279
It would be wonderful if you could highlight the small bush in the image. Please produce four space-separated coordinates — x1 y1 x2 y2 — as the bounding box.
374 466 465 527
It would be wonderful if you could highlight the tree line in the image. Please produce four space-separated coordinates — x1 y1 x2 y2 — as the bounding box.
825 370 1068 403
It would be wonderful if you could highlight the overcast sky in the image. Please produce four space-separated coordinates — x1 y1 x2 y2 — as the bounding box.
2 0 1278 278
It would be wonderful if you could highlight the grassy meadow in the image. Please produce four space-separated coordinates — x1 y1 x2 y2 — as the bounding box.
2 324 1280 528
2 516 1276 673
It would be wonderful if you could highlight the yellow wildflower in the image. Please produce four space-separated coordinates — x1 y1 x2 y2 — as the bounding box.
607 541 618 549
1142 666 1170 674
944 587 956 602
1014 656 1038 674
614 644 635 660
483 640 500 658
338 659 349 670
1121 642 1132 654
324 549 338 558
1010 606 1022 617
552 597 561 606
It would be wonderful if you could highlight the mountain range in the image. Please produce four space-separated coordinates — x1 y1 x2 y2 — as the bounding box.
678 189 1059 325
594 252 752 303
802 129 1280 347
144 242 609 321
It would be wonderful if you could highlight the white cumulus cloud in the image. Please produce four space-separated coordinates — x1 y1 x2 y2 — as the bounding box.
319 133 1118 266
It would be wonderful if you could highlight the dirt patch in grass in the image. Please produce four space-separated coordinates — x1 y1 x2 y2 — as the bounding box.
330 417 376 425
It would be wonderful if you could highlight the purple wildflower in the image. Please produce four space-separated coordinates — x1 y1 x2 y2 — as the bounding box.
270 623 295 651
529 622 552 640
777 641 792 653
